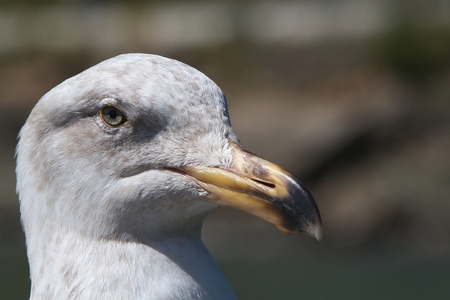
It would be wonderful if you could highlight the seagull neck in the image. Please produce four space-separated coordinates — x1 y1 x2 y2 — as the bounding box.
27 228 234 299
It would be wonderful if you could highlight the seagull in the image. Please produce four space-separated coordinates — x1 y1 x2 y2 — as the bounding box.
16 53 322 299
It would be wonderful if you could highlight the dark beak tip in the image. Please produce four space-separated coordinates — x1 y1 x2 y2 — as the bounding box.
286 178 322 241
308 221 323 241
278 193 322 241
304 210 323 241
290 219 323 241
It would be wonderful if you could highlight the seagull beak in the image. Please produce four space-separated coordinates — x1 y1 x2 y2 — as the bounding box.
182 142 322 240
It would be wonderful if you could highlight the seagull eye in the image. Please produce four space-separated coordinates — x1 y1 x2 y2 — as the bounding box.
101 106 127 127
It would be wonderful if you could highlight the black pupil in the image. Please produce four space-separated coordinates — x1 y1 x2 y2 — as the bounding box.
109 109 118 119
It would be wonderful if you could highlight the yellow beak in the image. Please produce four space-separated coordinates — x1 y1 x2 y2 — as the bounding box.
182 142 322 240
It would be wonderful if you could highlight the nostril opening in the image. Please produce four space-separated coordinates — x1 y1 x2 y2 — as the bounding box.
252 179 276 188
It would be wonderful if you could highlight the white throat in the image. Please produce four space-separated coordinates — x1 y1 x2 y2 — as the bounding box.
27 226 235 300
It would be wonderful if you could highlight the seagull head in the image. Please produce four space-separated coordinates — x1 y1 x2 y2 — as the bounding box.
16 54 322 246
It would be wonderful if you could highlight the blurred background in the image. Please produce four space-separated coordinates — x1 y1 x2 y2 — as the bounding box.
1 0 450 299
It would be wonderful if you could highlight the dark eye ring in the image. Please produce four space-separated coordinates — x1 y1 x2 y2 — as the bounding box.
100 106 127 127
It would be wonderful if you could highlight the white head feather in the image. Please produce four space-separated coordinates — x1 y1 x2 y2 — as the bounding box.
16 53 321 300
17 54 238 299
